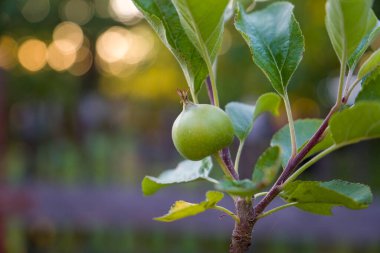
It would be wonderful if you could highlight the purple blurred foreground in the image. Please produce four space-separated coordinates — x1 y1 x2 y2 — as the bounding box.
1 184 379 244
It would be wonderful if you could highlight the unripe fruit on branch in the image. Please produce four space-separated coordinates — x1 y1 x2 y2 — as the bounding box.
172 91 234 161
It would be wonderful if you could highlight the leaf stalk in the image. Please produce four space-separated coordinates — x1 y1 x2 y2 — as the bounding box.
213 205 240 223
282 144 339 188
257 202 298 219
336 52 347 106
234 141 245 173
253 103 339 217
283 93 297 158
213 153 238 180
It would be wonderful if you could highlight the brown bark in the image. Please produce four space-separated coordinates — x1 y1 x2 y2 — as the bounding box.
229 198 255 253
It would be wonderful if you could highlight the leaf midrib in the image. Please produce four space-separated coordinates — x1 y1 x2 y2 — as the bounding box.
247 21 284 90
149 0 205 91
175 0 213 66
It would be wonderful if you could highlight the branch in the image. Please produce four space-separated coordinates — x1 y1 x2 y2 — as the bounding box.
282 144 339 187
213 154 236 180
205 75 239 180
219 148 239 180
206 76 215 105
253 103 339 216
343 68 354 96
206 60 220 107
343 78 361 104
229 197 255 253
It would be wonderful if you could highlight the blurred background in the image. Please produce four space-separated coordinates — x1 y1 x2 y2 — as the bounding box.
0 0 380 252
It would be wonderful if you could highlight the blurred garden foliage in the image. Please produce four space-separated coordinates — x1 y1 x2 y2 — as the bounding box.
0 0 380 252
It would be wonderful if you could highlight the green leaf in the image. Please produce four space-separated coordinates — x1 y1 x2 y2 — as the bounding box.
329 102 380 146
172 0 229 70
225 102 254 141
216 179 257 197
281 180 372 215
348 12 380 69
358 48 380 79
356 67 380 102
142 158 213 196
325 0 376 63
235 2 304 94
271 119 334 166
154 191 224 222
253 92 281 121
226 93 281 141
132 0 208 94
252 146 281 188
216 146 282 196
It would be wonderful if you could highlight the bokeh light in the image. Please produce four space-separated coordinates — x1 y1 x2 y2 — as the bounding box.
47 43 77 72
95 26 155 75
69 46 93 76
125 27 155 65
17 39 47 72
60 0 94 25
94 0 110 18
0 35 18 70
96 27 130 63
21 0 50 23
52 22 84 54
293 97 321 118
99 63 185 100
109 0 142 24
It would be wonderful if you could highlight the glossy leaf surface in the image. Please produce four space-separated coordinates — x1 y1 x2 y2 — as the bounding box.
325 0 376 62
142 158 213 195
329 102 380 146
235 2 304 94
281 180 372 215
